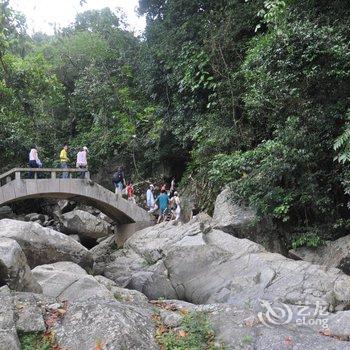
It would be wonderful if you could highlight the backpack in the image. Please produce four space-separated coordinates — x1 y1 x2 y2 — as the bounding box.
113 171 123 183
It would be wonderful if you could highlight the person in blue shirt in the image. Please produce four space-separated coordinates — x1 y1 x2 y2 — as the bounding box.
156 189 170 223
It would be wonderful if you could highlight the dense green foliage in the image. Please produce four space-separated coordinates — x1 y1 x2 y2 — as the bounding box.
139 0 350 235
0 3 155 174
1 0 350 242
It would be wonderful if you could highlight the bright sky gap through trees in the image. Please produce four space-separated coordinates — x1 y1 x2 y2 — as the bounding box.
9 0 146 35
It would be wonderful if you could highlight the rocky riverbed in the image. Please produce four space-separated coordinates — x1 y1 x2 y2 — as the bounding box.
1 192 350 349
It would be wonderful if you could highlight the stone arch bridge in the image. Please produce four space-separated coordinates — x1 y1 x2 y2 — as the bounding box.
0 168 152 243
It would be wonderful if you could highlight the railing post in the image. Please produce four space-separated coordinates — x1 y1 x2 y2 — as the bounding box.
85 171 90 179
6 176 11 184
51 171 56 179
34 171 37 180
15 172 21 180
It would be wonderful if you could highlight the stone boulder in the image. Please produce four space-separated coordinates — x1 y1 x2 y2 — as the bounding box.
162 243 350 308
213 187 256 233
212 188 283 252
98 212 115 224
289 234 350 275
0 237 42 293
0 286 20 350
0 205 15 219
12 292 46 333
94 275 149 306
24 213 48 223
155 300 350 350
90 234 118 275
57 199 76 214
0 219 93 269
60 209 113 239
32 262 114 302
53 298 158 350
0 283 157 350
101 216 350 311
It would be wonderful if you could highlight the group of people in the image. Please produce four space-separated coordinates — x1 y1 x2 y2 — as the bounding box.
112 167 135 203
111 169 181 223
29 145 181 222
112 168 181 223
146 178 181 223
28 143 88 178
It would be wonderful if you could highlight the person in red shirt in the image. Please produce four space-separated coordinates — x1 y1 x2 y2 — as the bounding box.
126 182 135 203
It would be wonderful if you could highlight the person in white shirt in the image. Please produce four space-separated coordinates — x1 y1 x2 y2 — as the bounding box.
170 177 176 197
146 184 155 211
76 146 88 178
172 191 181 221
28 145 39 178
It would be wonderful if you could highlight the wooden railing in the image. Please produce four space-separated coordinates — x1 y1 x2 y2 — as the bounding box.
0 168 90 187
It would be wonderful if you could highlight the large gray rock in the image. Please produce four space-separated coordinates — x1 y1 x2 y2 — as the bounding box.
32 262 114 302
53 299 158 350
213 187 256 232
0 237 42 293
207 303 350 350
60 209 113 239
24 213 47 223
289 234 350 275
0 286 20 350
212 188 284 253
102 216 350 311
94 275 149 306
90 234 118 275
57 199 76 214
205 228 266 257
103 248 146 287
12 292 46 333
0 219 93 269
163 244 350 308
0 205 14 219
153 300 350 349
102 218 207 286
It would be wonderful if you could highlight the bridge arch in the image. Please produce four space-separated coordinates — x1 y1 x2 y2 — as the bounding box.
0 168 152 242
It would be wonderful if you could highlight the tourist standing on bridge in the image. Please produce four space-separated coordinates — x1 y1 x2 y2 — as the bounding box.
60 143 69 179
76 146 88 178
28 145 39 178
112 167 126 194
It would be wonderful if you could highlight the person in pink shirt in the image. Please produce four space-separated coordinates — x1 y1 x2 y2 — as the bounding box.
76 146 88 178
28 145 39 179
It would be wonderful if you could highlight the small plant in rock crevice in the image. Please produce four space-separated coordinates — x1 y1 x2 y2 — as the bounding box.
19 332 55 350
153 309 225 350
242 334 254 345
141 257 156 267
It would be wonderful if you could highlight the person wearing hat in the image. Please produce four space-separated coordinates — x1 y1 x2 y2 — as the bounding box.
76 146 88 179
146 184 155 212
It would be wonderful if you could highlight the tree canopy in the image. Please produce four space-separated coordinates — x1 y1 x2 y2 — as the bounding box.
1 0 350 245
